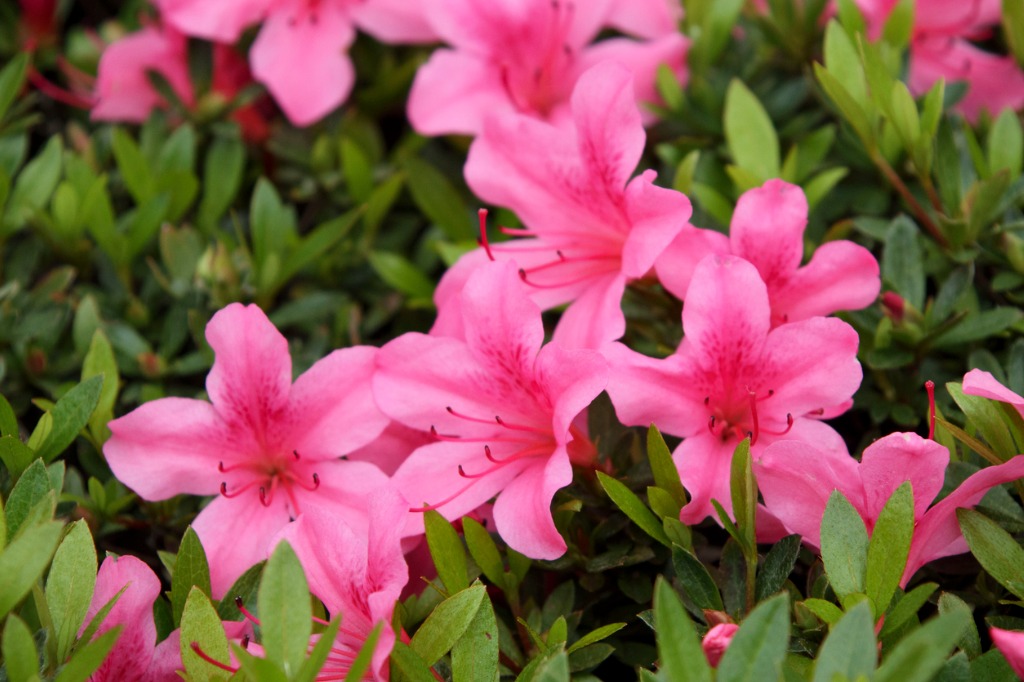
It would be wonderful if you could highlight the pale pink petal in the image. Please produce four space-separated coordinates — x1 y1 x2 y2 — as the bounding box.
92 26 193 123
653 226 730 301
676 435 739 524
755 440 863 548
408 50 512 136
204 303 292 441
770 240 881 322
304 459 391 526
352 0 440 43
550 273 628 349
533 343 608 437
492 450 573 559
347 421 432 476
157 0 271 42
858 432 949 523
145 630 183 682
904 455 1024 584
962 369 1024 419
605 0 682 38
913 0 1003 34
761 317 863 419
575 33 690 116
426 0 527 51
85 555 160 681
105 398 227 499
250 3 357 126
991 628 1024 678
287 346 389 461
728 180 808 288
620 170 692 278
191 493 293 597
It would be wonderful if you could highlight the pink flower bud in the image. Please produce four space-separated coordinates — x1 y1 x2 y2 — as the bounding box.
702 623 739 667
881 291 905 323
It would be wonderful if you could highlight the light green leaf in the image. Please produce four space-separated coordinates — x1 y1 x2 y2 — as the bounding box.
0 520 64 619
648 425 687 509
368 251 435 302
653 578 711 682
3 613 39 682
874 611 967 682
180 586 231 682
294 616 343 682
462 517 505 588
451 589 499 682
5 459 54 540
54 626 120 682
424 510 469 594
172 527 212 627
81 330 118 445
198 134 244 229
0 53 29 124
879 582 938 637
111 128 154 205
46 520 98 662
865 482 914 617
957 508 1024 599
881 215 925 311
597 471 670 547
258 542 312 675
820 490 869 600
724 80 780 181
410 584 486 665
812 601 876 682
717 594 790 682
390 640 438 682
34 376 104 463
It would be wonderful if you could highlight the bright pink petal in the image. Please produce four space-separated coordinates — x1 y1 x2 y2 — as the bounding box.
204 303 292 442
676 435 739 524
92 27 193 123
605 0 682 38
905 455 1024 584
352 0 440 43
346 421 433 476
492 450 572 559
302 459 393 532
575 33 689 117
286 346 389 461
145 630 183 682
728 180 807 288
458 261 546 367
250 3 357 126
771 240 881 322
85 555 160 681
962 369 1024 419
653 226 730 301
755 440 863 548
550 273 628 349
533 343 608 437
105 398 227 499
857 432 949 523
191 493 293 597
157 0 270 42
991 628 1024 679
408 50 512 136
621 170 692 278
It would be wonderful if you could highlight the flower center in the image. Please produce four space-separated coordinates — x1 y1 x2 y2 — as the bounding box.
218 449 320 515
497 0 576 115
703 389 793 446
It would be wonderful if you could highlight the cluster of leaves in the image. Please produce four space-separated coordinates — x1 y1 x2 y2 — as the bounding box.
2 0 1024 680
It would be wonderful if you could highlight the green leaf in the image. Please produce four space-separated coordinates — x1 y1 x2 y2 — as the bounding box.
937 592 981 660
410 584 486 665
368 251 435 302
390 640 438 682
987 108 1023 178
566 622 626 655
451 589 499 682
670 545 725 612
881 215 926 311
524 650 570 682
889 82 921 150
935 308 1024 349
3 613 39 682
874 611 968 682
756 535 801 601
424 510 469 594
801 599 844 626
947 382 1019 462
340 137 374 203
279 208 361 285
820 490 869 600
866 482 914 617
879 582 938 637
1005 0 1024 66
197 134 245 229
34 376 104 464
957 508 1024 599
462 517 505 587
729 437 756 553
111 128 154 205
823 21 868 109
4 136 63 232
0 393 18 438
653 578 711 682
403 156 473 241
881 0 914 46
5 459 54 540
258 542 312 675
717 594 790 682
813 63 873 144
0 53 29 123
648 425 687 509
54 626 120 682
0 436 35 479
180 586 231 682
812 601 876 682
724 80 780 181
0 520 63 619
597 471 671 547
81 330 118 445
216 561 264 621
172 527 213 627
46 520 98 662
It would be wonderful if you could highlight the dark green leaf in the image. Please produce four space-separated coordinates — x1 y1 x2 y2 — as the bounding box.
368 251 435 302
881 216 925 311
0 393 18 438
879 582 938 637
424 510 469 594
5 459 53 540
410 584 485 665
597 471 671 547
937 592 981 660
34 376 104 463
874 611 968 682
957 508 1024 599
756 535 801 601
0 436 34 479
172 527 212 627
0 53 29 124
216 561 264 621
403 156 473 241
671 545 724 612
390 640 437 682
462 517 505 588
198 134 244 229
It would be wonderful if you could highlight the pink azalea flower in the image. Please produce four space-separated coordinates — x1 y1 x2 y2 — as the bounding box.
434 62 692 349
856 0 1024 121
375 261 608 559
92 24 193 123
991 627 1024 678
406 0 688 136
82 555 182 682
755 431 1024 585
702 623 739 668
605 254 862 525
963 368 1024 419
104 303 390 596
275 489 410 681
655 179 880 326
605 0 683 39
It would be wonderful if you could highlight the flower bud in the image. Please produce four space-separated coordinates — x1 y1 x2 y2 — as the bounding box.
702 622 739 667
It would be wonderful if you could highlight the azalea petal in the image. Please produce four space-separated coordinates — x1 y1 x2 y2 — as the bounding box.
770 240 881 322
605 0 682 38
621 170 692 278
250 3 357 126
550 273 629 349
676 435 739 524
492 449 573 559
351 0 439 43
729 179 808 287
991 627 1024 679
653 226 730 301
459 261 546 370
533 343 608 437
105 397 227 499
575 33 689 116
346 421 433 476
157 0 270 42
191 493 293 597
858 432 949 523
146 630 183 682
204 304 292 442
302 459 392 532
754 440 863 548
905 455 1024 584
287 346 389 460
408 50 511 136
962 369 1024 419
85 555 160 680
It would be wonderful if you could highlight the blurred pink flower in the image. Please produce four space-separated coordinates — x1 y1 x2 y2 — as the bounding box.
605 0 683 39
406 0 688 135
655 179 880 326
756 431 1024 585
375 261 608 559
702 623 738 667
991 627 1024 678
104 303 390 596
963 368 1024 419
82 555 181 682
605 254 862 525
435 62 692 349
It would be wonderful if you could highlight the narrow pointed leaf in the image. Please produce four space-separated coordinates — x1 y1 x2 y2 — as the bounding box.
653 578 711 682
258 542 312 675
820 490 869 599
812 601 876 682
865 482 914 617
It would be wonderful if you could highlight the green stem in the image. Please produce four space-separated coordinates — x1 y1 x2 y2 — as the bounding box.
872 152 949 248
